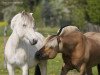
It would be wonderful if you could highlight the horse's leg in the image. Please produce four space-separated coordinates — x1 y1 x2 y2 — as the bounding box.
22 64 29 75
7 63 15 75
60 64 70 75
79 63 86 75
86 67 93 75
39 60 47 75
97 64 100 75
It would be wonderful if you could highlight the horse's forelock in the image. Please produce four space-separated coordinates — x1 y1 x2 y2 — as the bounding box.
20 12 35 26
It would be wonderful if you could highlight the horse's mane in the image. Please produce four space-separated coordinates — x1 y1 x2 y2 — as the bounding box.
57 26 80 36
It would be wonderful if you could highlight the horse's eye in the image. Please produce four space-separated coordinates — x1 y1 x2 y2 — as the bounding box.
23 24 27 27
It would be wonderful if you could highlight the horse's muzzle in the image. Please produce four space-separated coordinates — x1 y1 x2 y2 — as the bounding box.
35 50 48 60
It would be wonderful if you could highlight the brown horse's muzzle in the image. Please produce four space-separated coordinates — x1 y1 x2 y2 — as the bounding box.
35 49 49 60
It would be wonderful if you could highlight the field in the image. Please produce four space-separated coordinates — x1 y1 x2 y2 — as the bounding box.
0 27 98 75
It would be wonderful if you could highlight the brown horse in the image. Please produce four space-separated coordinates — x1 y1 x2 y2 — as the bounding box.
35 26 100 75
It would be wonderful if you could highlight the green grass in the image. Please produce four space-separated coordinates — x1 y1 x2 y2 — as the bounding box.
37 26 59 36
0 21 8 27
0 27 98 75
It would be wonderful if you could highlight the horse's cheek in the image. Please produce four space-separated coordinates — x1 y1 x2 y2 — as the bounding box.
49 50 57 59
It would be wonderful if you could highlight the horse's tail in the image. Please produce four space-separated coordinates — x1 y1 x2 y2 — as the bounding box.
34 64 41 75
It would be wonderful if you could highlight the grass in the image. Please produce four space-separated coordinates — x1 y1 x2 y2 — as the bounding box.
0 21 8 27
0 27 98 75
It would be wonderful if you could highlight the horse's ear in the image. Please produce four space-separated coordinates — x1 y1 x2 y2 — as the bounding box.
30 13 33 15
22 10 25 13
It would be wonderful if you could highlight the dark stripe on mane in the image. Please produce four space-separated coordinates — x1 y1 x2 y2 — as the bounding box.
57 26 68 35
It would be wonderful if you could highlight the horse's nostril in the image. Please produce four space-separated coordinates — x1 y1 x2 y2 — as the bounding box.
35 51 42 59
30 39 38 45
33 39 37 44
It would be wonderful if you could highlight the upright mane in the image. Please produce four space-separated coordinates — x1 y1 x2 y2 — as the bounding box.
57 26 80 36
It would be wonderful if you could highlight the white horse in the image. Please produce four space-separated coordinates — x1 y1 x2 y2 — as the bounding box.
4 11 47 75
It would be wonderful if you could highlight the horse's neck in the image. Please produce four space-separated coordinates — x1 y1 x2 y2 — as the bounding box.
7 31 20 51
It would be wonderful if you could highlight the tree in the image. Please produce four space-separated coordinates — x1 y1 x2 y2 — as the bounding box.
22 0 41 12
41 0 71 27
86 0 100 25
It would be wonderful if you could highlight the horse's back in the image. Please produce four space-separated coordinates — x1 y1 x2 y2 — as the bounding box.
84 32 100 37
84 32 100 66
84 32 100 44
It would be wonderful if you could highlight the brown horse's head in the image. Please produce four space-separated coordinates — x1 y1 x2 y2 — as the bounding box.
35 26 80 60
35 35 60 60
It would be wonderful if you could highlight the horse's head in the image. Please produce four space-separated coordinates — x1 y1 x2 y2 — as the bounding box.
35 26 80 60
10 11 38 45
35 35 60 60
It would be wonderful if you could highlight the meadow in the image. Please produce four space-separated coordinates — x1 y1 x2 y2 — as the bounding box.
0 26 98 75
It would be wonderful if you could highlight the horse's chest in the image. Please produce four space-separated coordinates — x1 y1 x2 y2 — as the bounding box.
6 48 27 65
62 54 83 69
7 47 37 67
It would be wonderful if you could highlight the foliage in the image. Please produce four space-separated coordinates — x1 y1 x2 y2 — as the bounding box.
86 0 100 25
70 7 86 29
41 0 100 28
0 0 100 28
41 0 71 27
0 21 8 27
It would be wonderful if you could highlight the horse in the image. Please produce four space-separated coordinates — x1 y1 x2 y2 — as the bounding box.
4 11 47 75
35 26 100 75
